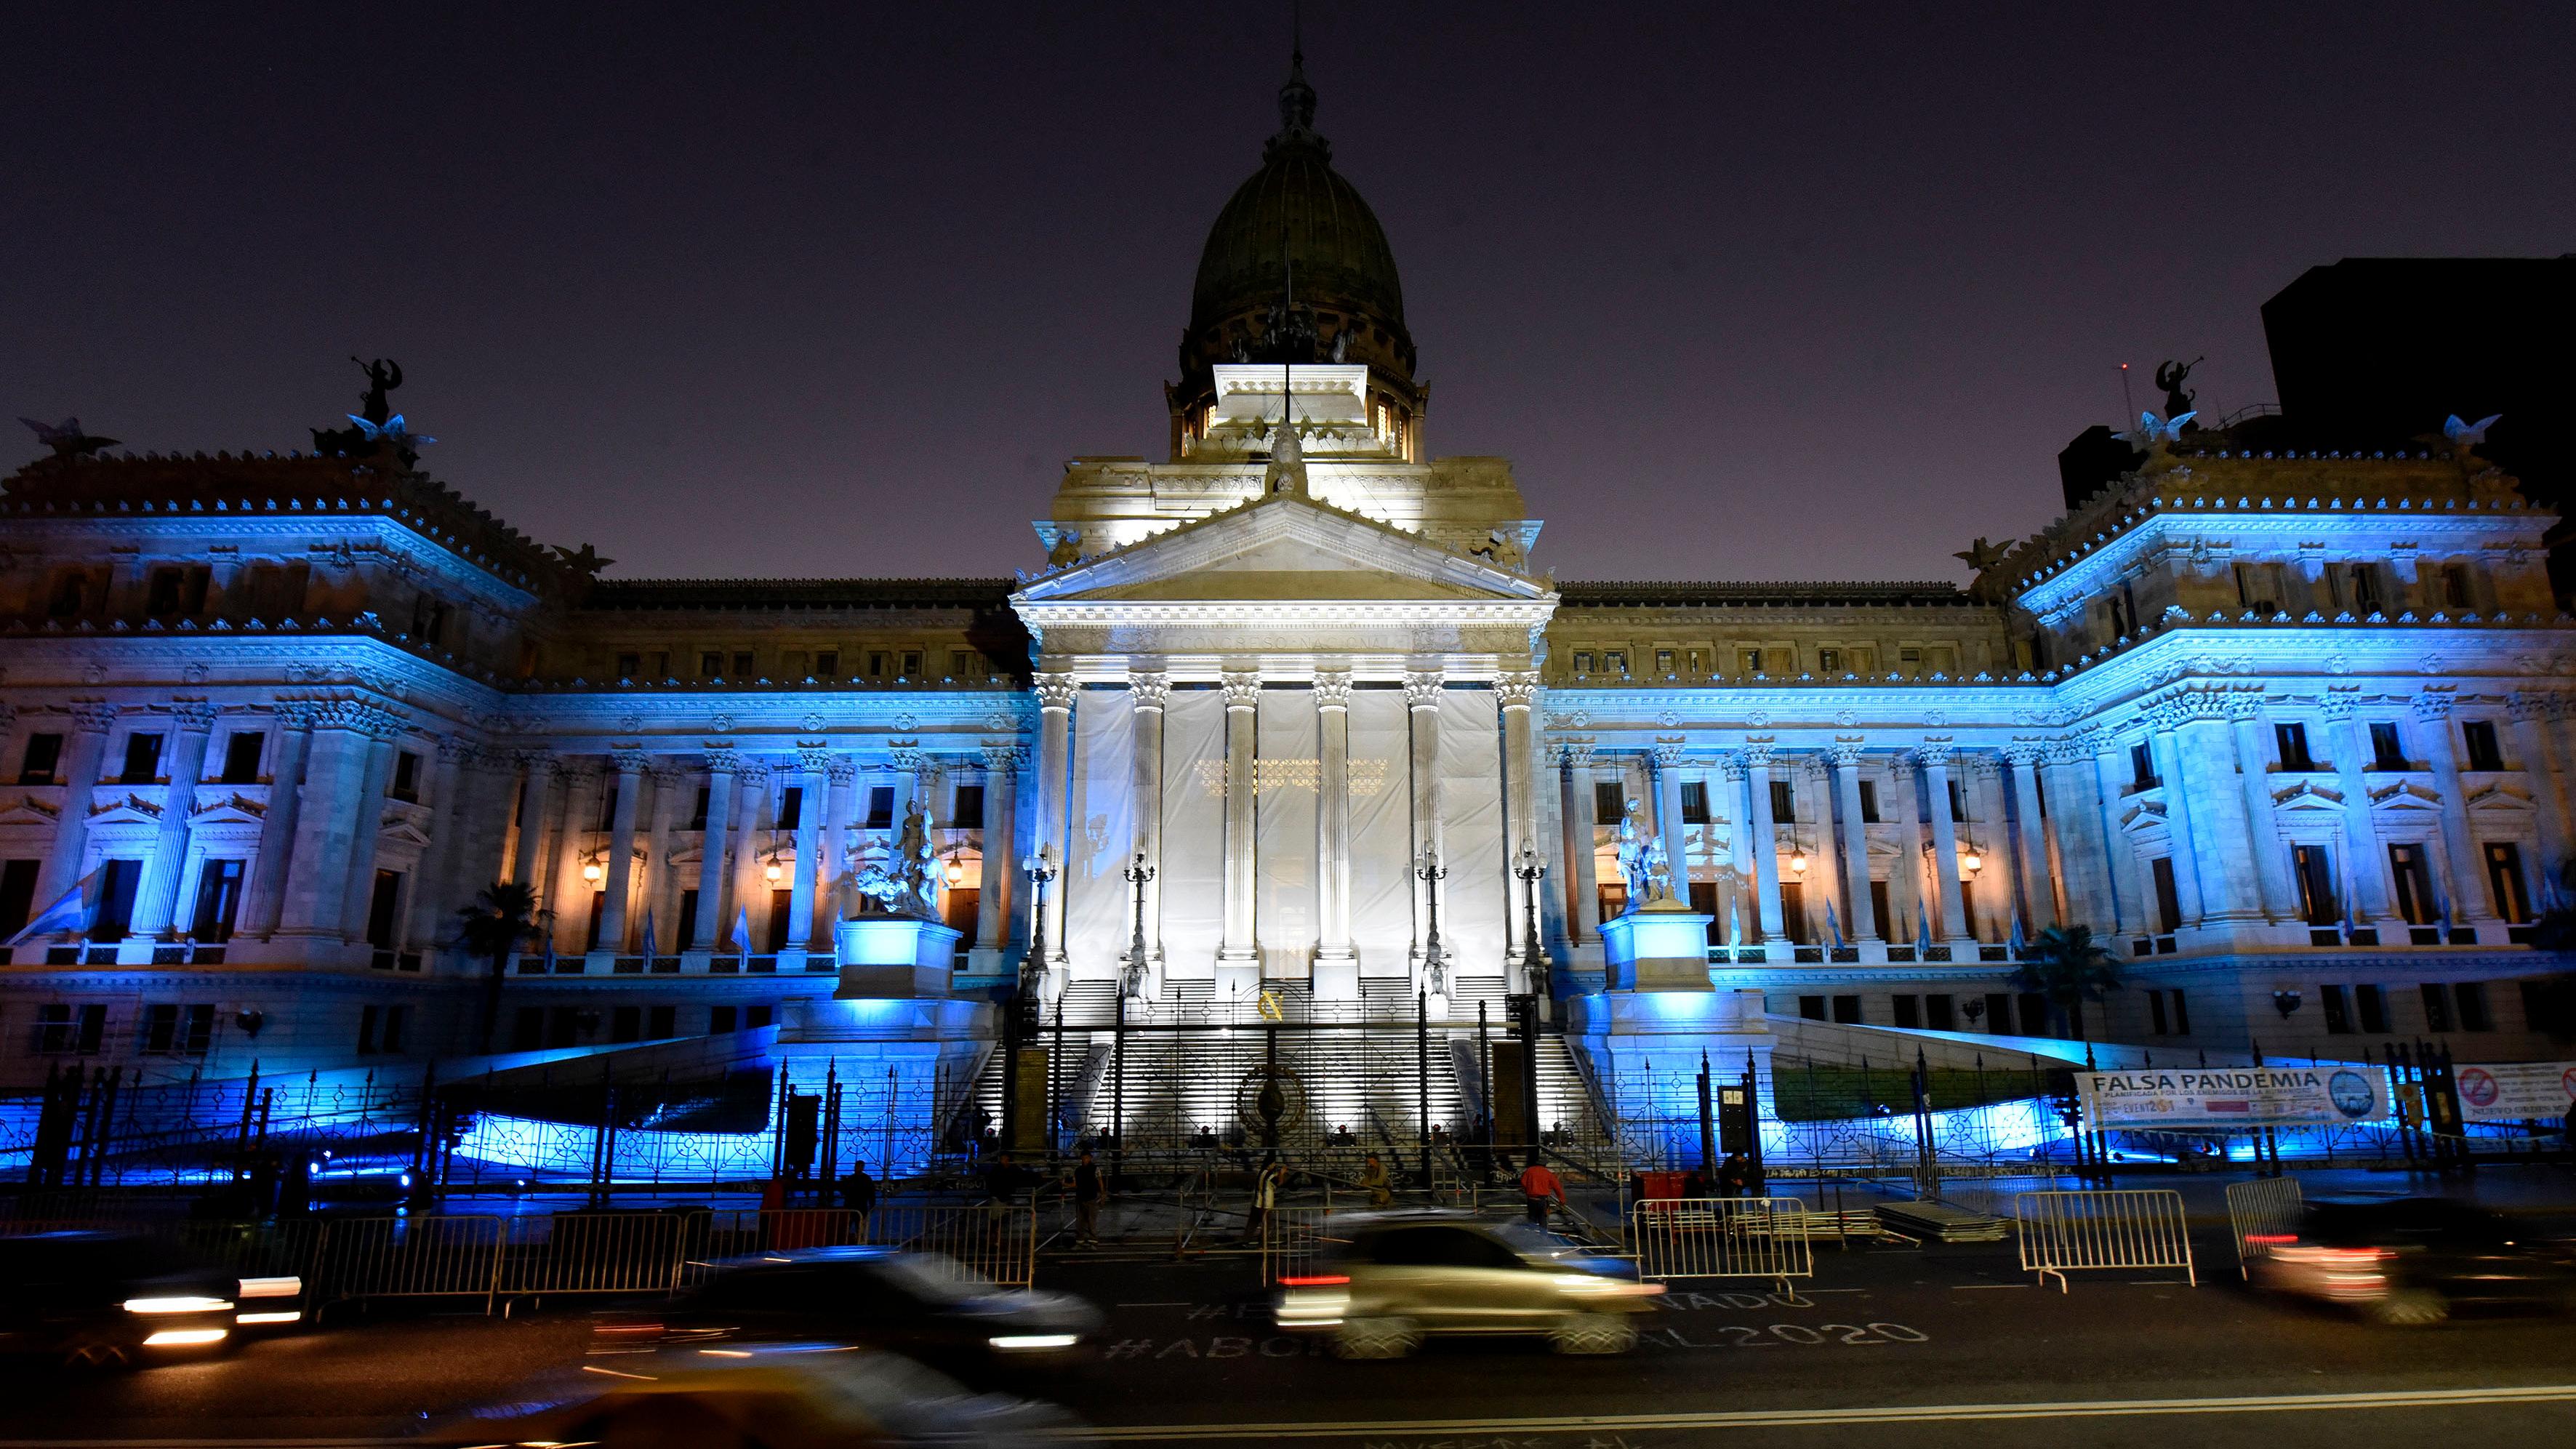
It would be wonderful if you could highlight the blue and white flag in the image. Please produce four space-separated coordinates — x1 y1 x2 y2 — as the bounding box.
2009 912 2028 958
4 870 100 947
1917 911 1933 953
730 907 753 958
540 936 556 975
1825 899 1844 950
638 904 658 958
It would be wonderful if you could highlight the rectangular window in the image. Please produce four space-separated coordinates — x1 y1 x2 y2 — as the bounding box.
1781 881 1810 944
1867 879 1890 935
1925 994 1954 1031
220 731 264 784
1891 994 1921 1029
547 1007 579 1048
2420 982 2454 1033
1570 651 1593 675
900 649 925 678
776 786 802 830
0 858 39 939
689 786 710 830
190 859 244 941
767 888 793 952
1594 781 1625 824
867 651 892 678
815 651 840 678
390 750 421 801
119 733 162 784
952 782 985 822
356 1005 380 1055
92 859 143 942
1654 649 1674 675
1959 879 1978 936
2388 844 2437 925
646 1004 676 1038
1738 649 1763 676
1686 649 1705 675
182 1003 213 1055
1949 777 1966 822
597 785 619 830
1816 648 1841 675
611 1006 641 1044
512 1007 544 1051
865 787 895 830
2356 984 2389 1034
18 733 62 784
586 891 606 951
1602 650 1626 675
2443 564 2473 609
2275 723 2316 772
1831 994 1862 1024
2455 982 2493 1032
2130 742 2157 789
2370 722 2407 771
2348 563 2383 614
145 1003 180 1053
747 1004 774 1029
2146 989 2168 1035
35 1003 106 1054
732 651 755 678
699 651 724 678
2484 841 2532 923
364 870 402 949
2168 988 2190 1035
675 889 700 951
2461 720 2504 772
2292 843 2338 926
1797 995 1827 1021
1858 779 1879 822
381 1005 405 1053
1770 779 1797 823
1900 646 1923 672
2321 984 2353 1033
2019 992 2051 1037
1679 780 1709 825
2150 856 2183 934
1984 992 2014 1033
615 652 642 679
780 650 808 680
710 1004 739 1035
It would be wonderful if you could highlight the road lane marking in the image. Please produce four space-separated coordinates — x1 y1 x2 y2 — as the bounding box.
1068 1383 2576 1440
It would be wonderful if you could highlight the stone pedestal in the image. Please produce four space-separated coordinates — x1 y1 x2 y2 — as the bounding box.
1569 985 1775 1167
835 917 963 999
1597 901 1715 991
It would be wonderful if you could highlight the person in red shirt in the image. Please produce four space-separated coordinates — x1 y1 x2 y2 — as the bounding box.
1517 1158 1566 1228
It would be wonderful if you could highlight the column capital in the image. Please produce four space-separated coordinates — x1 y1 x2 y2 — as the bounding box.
2510 691 2560 723
2222 692 2267 723
1313 669 1354 710
305 697 406 741
515 748 558 776
796 747 835 776
826 755 861 786
2411 688 2459 723
1826 736 1866 769
1914 736 1956 771
609 749 650 776
1128 670 1171 711
2045 734 2095 766
437 733 477 765
68 702 119 736
1555 737 1595 770
555 763 601 789
1221 670 1262 710
1651 736 1688 767
164 700 219 733
728 756 771 786
646 760 690 786
1403 670 1445 710
1740 737 1777 770
1496 670 1541 710
1717 752 1746 783
2319 690 2362 722
1035 672 1078 712
2000 739 2047 768
980 740 1026 773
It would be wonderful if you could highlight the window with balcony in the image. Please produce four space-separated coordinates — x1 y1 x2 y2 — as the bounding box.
1770 779 1797 823
1738 649 1764 675
1680 780 1709 825
19 733 62 786
2369 722 2407 771
1858 779 1879 822
2130 742 2158 789
2292 843 2338 926
390 750 421 801
2274 723 2316 772
2461 720 2504 771
118 733 162 785
220 731 264 784
191 859 244 941
1816 648 1842 674
2485 841 2532 923
2388 844 2437 925
1593 781 1625 824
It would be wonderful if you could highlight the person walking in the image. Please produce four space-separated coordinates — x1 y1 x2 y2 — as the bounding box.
1072 1149 1107 1246
839 1157 878 1235
1715 1151 1750 1198
1359 1152 1394 1208
1517 1155 1566 1229
1247 1155 1285 1243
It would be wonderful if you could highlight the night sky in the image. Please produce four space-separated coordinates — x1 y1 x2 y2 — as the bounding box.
7 4 2571 587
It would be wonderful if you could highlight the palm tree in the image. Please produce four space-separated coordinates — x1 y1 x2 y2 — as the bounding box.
456 881 547 1051
2008 923 2120 1038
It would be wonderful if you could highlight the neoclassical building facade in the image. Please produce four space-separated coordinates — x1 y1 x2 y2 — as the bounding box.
3 59 2571 1120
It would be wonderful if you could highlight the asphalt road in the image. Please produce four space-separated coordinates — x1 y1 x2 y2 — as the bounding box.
6 1236 2574 1448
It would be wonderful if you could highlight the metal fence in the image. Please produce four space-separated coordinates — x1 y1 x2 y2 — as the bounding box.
1626 1196 1815 1291
2223 1177 2305 1278
2013 1189 2196 1292
0 1203 1038 1312
1260 1205 1334 1286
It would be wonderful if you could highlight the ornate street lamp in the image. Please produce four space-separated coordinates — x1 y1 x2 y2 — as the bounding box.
1512 844 1547 978
1415 846 1450 1000
1121 850 1155 1003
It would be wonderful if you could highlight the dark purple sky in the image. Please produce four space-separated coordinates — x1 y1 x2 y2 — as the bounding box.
7 4 2571 586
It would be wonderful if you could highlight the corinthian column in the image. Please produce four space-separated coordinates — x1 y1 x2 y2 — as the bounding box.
131 703 217 940
1034 671 1075 966
243 704 313 939
1916 741 1971 944
1314 670 1356 990
2002 741 2056 931
2416 693 2495 926
1129 671 1169 971
787 748 828 951
595 751 646 953
1218 668 1262 976
1404 669 1445 966
33 705 116 927
1742 741 1788 942
2228 699 2298 922
1650 736 1689 904
691 752 736 952
1829 739 1880 941
278 699 393 939
1558 739 1597 946
1500 671 1542 974
974 742 1021 965
820 756 856 939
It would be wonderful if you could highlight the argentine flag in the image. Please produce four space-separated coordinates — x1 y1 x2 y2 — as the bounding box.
6 870 101 947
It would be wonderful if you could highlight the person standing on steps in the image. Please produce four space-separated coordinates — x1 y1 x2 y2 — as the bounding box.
1517 1155 1566 1229
1072 1149 1107 1246
1247 1155 1286 1243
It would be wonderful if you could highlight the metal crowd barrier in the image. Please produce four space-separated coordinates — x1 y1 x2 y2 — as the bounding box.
2223 1177 2305 1279
1626 1196 1815 1291
2013 1189 2196 1292
1261 1205 1333 1286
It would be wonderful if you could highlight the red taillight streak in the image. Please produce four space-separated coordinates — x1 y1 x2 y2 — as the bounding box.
1279 1275 1350 1287
2245 1234 2298 1245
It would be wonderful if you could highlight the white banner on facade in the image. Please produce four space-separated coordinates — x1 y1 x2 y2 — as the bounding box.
2078 1066 2388 1129
2453 1061 2576 1122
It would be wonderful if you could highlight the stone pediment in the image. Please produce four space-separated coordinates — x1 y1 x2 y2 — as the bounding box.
1014 494 1548 609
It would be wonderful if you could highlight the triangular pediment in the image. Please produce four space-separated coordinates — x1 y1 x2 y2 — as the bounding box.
1015 494 1549 607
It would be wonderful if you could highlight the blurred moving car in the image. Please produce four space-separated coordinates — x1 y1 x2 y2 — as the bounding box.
1274 1211 1663 1357
592 1246 1101 1385
0 1232 237 1368
446 1341 1075 1449
2250 1196 2576 1325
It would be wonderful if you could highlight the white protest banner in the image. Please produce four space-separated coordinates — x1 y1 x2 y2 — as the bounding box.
2452 1061 2576 1122
2079 1065 2386 1129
